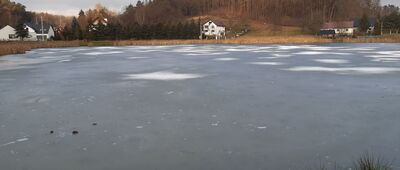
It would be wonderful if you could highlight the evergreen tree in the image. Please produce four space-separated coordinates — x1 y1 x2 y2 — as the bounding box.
15 22 28 40
359 13 370 34
373 13 382 35
71 17 81 40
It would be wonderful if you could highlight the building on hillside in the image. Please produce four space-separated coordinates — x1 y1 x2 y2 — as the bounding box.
89 17 109 31
0 23 54 41
0 25 19 41
319 29 336 38
201 20 226 40
320 18 377 37
24 23 55 41
320 21 356 36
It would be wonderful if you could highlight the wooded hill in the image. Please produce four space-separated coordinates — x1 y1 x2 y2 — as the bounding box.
123 0 382 32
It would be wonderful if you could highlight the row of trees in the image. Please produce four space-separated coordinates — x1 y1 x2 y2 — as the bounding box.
56 5 200 41
0 0 27 27
382 10 400 34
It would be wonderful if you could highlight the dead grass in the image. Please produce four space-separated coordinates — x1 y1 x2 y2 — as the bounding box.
114 36 331 46
338 35 400 43
2 35 399 57
0 41 79 56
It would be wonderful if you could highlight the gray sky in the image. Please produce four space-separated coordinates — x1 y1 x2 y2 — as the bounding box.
14 0 136 16
14 0 400 16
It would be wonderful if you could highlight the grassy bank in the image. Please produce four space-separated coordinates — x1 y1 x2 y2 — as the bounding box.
0 41 80 56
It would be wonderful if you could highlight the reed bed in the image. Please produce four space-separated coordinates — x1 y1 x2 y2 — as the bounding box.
113 35 331 46
2 35 399 57
0 41 80 56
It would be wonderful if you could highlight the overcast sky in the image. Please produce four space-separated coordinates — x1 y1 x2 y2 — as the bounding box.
13 0 400 16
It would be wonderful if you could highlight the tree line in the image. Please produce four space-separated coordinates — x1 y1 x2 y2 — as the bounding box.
56 5 200 41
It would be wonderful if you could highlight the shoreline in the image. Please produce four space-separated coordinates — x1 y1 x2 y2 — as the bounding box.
1 35 400 57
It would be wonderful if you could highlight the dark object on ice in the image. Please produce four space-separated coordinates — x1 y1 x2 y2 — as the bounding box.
72 130 79 135
92 122 97 126
50 130 54 134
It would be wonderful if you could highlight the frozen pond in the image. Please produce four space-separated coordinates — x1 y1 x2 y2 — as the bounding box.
1 44 400 169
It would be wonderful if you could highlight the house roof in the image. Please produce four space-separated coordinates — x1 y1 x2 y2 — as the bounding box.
322 21 354 29
203 20 225 27
0 25 14 31
24 22 53 34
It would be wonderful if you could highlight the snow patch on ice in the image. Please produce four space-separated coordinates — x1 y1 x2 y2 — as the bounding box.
248 62 285 66
123 71 206 81
213 58 238 61
283 66 400 74
82 51 124 55
128 57 149 59
0 137 29 148
294 51 351 55
314 59 350 64
371 58 400 62
185 52 229 56
58 59 71 63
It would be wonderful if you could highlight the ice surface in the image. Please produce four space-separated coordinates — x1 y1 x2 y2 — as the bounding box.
1 44 400 170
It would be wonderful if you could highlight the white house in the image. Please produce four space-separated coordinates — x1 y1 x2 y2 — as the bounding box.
0 25 19 41
24 23 55 41
320 21 356 36
320 18 376 36
0 23 54 41
201 20 226 40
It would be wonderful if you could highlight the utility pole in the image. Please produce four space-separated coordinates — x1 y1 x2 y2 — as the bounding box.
41 16 44 41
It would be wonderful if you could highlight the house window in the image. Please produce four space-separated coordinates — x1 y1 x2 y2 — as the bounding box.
8 34 17 39
346 29 349 31
37 35 47 40
211 26 215 29
211 30 215 33
205 25 208 29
